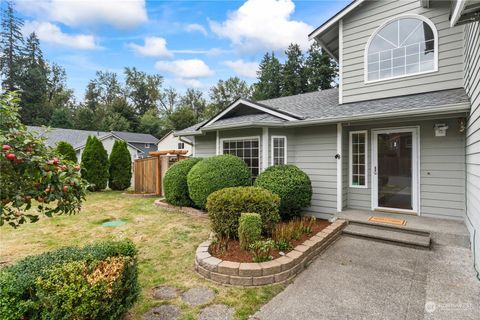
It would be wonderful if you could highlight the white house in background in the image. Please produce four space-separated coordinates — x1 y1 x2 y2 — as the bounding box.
157 130 193 156
28 126 160 161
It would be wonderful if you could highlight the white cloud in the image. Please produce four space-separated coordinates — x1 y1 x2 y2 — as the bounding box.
223 60 258 78
185 23 208 36
174 78 204 88
127 37 173 57
17 0 147 29
209 0 313 51
23 21 98 50
154 59 214 78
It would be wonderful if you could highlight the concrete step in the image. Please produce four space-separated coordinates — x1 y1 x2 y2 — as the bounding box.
342 221 431 249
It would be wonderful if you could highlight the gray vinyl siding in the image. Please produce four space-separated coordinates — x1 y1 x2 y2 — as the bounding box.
464 21 480 274
346 118 466 220
341 0 465 103
194 132 216 157
289 125 338 218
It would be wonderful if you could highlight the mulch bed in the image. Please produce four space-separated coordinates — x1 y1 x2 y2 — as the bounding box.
209 218 331 263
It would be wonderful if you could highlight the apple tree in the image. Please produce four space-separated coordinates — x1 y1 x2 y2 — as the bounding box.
0 92 87 227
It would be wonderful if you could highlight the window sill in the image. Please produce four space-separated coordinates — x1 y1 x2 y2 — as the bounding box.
364 68 438 85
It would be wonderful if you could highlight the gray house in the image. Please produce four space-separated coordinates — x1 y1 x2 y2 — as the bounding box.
176 0 479 273
28 126 159 161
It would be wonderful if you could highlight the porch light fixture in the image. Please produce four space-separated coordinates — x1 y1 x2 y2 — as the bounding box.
458 118 466 133
434 123 448 137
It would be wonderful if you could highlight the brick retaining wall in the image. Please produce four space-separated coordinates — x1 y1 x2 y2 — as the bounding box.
195 219 347 286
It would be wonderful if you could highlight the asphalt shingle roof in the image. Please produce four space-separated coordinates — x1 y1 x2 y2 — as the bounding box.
27 127 159 149
175 88 469 135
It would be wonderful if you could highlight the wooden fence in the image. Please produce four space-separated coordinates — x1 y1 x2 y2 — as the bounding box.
133 157 160 195
133 150 189 196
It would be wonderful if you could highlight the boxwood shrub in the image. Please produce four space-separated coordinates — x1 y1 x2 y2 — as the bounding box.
206 186 280 239
0 240 139 320
238 213 262 250
164 157 202 206
187 155 252 209
254 165 312 220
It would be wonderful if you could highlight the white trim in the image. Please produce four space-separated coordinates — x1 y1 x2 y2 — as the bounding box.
262 128 269 171
203 99 297 128
271 135 287 166
349 130 368 189
215 130 220 155
451 0 466 27
192 136 196 157
364 14 439 84
337 123 343 212
339 19 343 104
371 126 420 214
308 0 365 40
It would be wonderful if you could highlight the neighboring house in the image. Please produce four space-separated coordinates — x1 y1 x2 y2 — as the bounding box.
176 0 479 273
157 130 193 156
28 126 160 161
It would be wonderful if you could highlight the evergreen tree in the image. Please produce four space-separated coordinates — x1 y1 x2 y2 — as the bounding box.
0 0 24 91
50 108 73 128
19 32 49 124
74 106 99 130
108 140 132 190
252 52 282 100
207 77 252 116
281 43 306 96
304 42 338 91
102 112 131 131
81 136 109 191
166 106 196 130
138 108 165 138
55 141 78 163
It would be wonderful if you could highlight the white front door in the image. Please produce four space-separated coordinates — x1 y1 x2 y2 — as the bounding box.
371 127 419 214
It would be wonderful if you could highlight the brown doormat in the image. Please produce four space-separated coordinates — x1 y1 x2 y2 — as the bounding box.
368 216 407 226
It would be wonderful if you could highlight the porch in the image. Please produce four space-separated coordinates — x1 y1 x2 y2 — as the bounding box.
337 208 470 248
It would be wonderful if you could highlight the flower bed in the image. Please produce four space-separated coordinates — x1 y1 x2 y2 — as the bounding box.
195 219 346 286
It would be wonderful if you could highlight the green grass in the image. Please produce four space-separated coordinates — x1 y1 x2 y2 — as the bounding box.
0 191 284 319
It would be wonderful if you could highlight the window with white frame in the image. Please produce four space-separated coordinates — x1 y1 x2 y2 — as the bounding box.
271 136 287 165
349 131 367 188
366 16 437 82
178 142 185 149
145 143 150 148
222 137 260 176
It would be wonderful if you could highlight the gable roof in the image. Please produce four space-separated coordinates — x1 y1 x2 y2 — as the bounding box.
28 126 159 151
174 87 470 136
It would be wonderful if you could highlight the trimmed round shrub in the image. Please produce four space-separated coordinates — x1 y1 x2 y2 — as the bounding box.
254 165 312 220
187 155 252 209
0 240 138 320
238 213 262 250
206 186 280 238
164 157 202 206
108 140 132 191
55 141 77 163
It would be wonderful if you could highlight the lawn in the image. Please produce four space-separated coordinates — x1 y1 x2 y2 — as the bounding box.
0 191 284 320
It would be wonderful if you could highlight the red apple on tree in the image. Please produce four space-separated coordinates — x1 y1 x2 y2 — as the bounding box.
53 157 59 165
63 185 69 192
3 144 11 152
6 153 16 161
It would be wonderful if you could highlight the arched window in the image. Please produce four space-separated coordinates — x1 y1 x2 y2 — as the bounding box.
366 15 438 82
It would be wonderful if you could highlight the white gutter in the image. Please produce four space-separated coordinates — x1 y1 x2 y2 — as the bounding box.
451 0 466 27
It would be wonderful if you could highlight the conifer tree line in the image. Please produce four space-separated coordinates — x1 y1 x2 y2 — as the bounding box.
1 1 337 139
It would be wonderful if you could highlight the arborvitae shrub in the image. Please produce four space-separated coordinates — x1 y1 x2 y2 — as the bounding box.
108 140 132 191
55 141 77 163
81 136 109 191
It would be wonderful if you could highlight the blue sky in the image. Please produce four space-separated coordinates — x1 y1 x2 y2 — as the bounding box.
15 0 349 100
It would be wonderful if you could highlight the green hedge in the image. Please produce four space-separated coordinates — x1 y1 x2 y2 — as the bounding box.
187 155 252 209
0 240 139 320
55 141 78 163
164 157 202 206
238 213 262 250
254 165 312 220
206 186 280 239
81 136 109 191
108 140 132 191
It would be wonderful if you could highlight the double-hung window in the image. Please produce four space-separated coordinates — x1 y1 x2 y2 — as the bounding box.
222 137 260 177
271 136 287 165
349 131 367 188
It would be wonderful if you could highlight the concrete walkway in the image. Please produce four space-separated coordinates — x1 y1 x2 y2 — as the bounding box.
254 236 480 320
